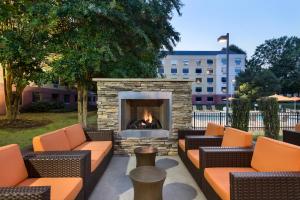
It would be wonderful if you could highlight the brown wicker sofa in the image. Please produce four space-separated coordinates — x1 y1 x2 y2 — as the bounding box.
203 136 300 200
178 123 225 164
31 124 114 199
283 123 300 146
0 144 85 200
184 127 253 189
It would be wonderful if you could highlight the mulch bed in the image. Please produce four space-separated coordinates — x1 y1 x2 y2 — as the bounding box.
0 119 52 129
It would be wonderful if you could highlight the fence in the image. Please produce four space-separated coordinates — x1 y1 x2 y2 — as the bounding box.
193 111 300 131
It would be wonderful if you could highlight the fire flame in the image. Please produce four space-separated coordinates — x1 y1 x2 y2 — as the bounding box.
143 109 153 123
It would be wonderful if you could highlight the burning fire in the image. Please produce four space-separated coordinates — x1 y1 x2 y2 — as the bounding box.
143 109 153 123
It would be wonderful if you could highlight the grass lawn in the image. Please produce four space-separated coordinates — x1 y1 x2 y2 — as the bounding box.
0 112 97 149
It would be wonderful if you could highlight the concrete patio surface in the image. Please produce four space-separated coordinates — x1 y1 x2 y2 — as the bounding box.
89 156 206 200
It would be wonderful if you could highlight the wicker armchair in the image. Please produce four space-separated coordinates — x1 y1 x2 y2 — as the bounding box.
202 137 300 200
0 145 88 200
283 129 300 146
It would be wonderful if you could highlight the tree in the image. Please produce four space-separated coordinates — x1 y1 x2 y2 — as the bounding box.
0 1 56 121
250 36 300 94
222 44 247 55
51 0 182 127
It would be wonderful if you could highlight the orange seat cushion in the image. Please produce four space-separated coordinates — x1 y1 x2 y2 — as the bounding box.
295 123 300 132
187 150 200 168
18 177 82 200
0 144 28 187
65 124 87 149
205 123 224 136
221 127 252 147
204 167 256 200
178 139 185 152
33 129 71 152
251 137 300 172
74 141 112 172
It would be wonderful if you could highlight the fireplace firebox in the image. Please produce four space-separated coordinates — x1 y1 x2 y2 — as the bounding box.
119 92 172 131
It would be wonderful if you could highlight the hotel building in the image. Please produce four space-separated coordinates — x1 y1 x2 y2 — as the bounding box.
159 51 246 108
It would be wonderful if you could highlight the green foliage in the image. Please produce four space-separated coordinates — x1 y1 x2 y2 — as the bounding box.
237 36 300 98
222 44 246 55
258 97 280 139
231 98 251 131
21 101 65 113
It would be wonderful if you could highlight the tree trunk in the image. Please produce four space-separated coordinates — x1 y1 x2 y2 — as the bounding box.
77 84 83 125
3 64 13 121
82 86 88 128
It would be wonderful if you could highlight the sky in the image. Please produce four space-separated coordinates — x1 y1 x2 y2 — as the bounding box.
171 0 300 57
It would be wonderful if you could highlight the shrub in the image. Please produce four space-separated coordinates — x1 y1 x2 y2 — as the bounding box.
258 97 280 139
231 97 251 131
21 101 65 113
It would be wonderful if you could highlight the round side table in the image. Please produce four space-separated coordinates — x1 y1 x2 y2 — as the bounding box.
130 166 166 200
134 146 158 167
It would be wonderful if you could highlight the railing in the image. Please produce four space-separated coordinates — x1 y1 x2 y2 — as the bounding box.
192 111 300 131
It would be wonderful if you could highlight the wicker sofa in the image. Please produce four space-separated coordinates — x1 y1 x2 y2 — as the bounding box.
31 124 114 199
203 136 300 200
283 123 300 146
184 127 253 189
178 123 225 164
0 144 86 200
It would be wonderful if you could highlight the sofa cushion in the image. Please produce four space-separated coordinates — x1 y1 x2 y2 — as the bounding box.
251 137 300 172
18 177 82 200
205 123 224 136
296 123 300 132
221 128 252 147
187 150 200 168
74 141 112 172
0 144 28 187
65 124 87 149
178 139 185 152
204 167 256 200
33 129 71 152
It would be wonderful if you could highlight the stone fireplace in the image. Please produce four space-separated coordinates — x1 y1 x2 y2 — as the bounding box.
93 78 193 155
119 91 171 131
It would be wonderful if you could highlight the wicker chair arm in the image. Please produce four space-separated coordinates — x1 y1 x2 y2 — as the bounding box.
200 147 253 168
24 151 91 179
84 129 114 141
283 129 300 146
185 136 223 150
230 172 300 200
0 186 50 200
178 129 205 139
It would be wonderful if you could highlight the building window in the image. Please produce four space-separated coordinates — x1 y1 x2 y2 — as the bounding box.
207 59 214 65
207 87 214 92
196 60 201 66
235 68 241 74
195 87 202 92
183 59 189 66
182 68 189 74
235 59 242 65
221 58 227 65
171 68 177 74
171 60 177 65
221 77 227 83
207 78 213 83
52 93 59 102
221 96 227 101
158 67 164 74
195 68 202 74
32 92 41 103
93 96 97 102
196 78 202 83
207 96 214 102
207 69 213 75
64 94 70 104
221 87 227 93
74 95 77 102
196 96 202 102
52 80 59 88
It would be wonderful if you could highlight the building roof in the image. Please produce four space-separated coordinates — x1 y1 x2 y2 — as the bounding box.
162 50 245 56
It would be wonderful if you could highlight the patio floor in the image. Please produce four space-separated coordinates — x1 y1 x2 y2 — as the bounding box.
89 156 206 200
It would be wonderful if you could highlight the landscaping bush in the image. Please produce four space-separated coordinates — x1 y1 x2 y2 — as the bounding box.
231 97 251 131
258 97 280 139
21 101 65 113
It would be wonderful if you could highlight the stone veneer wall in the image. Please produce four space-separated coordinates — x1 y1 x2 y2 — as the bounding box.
93 79 193 155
